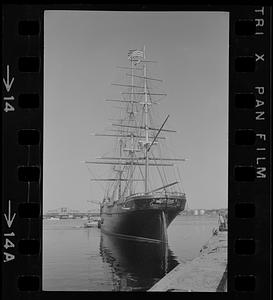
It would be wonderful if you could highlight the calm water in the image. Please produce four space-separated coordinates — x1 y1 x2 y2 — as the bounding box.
43 215 218 291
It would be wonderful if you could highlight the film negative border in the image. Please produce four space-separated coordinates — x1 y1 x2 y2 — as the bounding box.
2 4 271 300
2 5 43 299
229 6 271 297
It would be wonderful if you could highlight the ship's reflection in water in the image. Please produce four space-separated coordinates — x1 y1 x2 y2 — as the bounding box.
100 233 179 291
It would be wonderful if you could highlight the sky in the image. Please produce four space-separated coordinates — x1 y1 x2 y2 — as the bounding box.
44 11 229 212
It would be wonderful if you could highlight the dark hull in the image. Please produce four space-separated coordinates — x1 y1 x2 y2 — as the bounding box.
100 193 186 242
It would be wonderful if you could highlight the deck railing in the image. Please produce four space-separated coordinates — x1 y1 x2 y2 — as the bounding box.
127 191 186 199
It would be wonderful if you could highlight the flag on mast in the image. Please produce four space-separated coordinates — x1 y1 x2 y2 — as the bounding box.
128 49 144 64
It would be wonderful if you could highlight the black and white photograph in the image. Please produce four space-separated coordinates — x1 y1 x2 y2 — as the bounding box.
43 11 229 292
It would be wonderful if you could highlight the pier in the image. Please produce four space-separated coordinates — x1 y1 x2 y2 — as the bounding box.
43 207 100 219
148 230 227 292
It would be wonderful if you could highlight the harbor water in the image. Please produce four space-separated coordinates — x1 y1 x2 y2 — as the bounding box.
43 215 218 291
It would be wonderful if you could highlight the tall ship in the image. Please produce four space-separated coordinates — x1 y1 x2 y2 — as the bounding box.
85 47 186 243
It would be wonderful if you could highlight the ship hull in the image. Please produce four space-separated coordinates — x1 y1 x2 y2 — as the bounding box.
100 193 186 243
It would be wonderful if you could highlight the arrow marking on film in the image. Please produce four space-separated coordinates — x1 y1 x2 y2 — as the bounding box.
3 65 14 92
4 200 16 228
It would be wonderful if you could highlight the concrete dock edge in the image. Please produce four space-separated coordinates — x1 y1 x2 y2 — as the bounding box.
148 231 227 292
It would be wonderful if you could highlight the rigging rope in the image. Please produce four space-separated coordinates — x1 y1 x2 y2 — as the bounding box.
86 165 105 192
148 110 169 187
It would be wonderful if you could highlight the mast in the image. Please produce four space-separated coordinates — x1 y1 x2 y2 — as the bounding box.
118 136 122 199
143 45 149 193
128 53 134 195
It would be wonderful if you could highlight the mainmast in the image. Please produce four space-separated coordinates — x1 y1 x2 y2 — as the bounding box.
143 46 149 193
118 133 122 199
128 52 135 195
